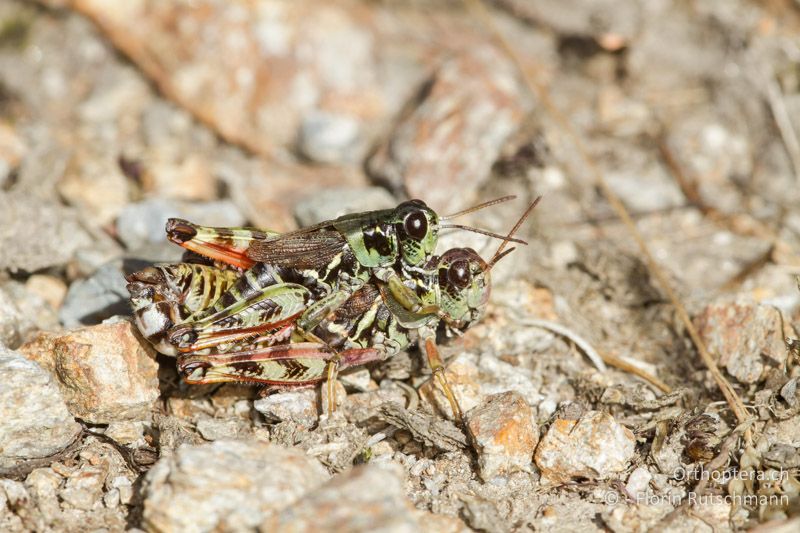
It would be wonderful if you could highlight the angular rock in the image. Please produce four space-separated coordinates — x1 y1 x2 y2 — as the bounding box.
0 281 61 347
602 140 684 213
264 464 434 532
694 297 787 384
466 391 538 481
297 111 364 164
115 198 244 250
195 417 246 441
57 153 132 227
110 476 134 506
534 411 636 484
293 186 396 227
0 287 24 348
0 347 81 471
24 274 68 314
142 440 328 532
663 111 751 213
0 192 93 273
254 389 319 428
368 46 528 213
345 386 406 425
218 153 368 232
104 420 145 445
625 466 653 499
142 152 218 202
24 467 63 524
67 0 387 153
61 463 107 511
59 262 129 328
19 319 159 423
338 368 374 392
0 479 31 531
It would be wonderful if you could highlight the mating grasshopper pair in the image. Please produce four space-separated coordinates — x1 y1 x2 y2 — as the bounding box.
127 196 538 419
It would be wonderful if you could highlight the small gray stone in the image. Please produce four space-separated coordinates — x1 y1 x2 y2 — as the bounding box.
603 141 685 213
109 476 134 506
59 262 129 328
4 280 61 337
466 391 538 481
115 199 182 250
625 466 653 499
339 368 374 392
264 464 424 532
297 111 364 164
104 420 145 445
0 347 81 471
0 280 61 350
534 411 636 484
195 417 244 441
0 288 23 348
24 467 63 523
0 192 94 273
293 187 397 227
254 389 319 428
103 488 120 509
116 198 245 250
61 464 107 511
142 440 329 533
694 297 787 384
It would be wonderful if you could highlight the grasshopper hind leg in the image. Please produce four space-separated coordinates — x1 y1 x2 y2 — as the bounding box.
178 344 386 388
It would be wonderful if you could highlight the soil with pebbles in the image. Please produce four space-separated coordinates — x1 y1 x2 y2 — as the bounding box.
1 1 800 531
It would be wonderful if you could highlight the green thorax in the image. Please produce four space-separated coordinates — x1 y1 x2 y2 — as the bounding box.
332 200 440 269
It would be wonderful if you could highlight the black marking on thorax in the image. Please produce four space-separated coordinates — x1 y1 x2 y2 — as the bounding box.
362 222 394 258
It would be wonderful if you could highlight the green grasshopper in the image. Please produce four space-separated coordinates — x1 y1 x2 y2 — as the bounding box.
162 197 525 352
128 262 311 356
129 198 539 419
131 248 506 419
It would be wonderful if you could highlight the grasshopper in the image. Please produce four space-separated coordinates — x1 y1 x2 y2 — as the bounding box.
162 197 525 351
130 248 502 419
128 198 539 419
128 262 313 356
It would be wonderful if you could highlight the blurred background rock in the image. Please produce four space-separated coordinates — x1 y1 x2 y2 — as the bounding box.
1 1 800 531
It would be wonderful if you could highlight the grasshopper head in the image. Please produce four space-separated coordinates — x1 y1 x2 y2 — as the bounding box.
433 196 539 331
394 200 440 267
126 267 180 355
434 248 491 332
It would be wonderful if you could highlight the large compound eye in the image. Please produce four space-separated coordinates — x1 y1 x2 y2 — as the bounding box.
403 211 428 240
447 260 471 289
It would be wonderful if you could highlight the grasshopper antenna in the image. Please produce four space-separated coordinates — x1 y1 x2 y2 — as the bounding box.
440 195 527 244
440 195 516 220
488 247 517 269
440 224 527 245
487 195 542 270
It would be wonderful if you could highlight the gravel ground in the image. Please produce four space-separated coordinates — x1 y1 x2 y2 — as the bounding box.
1 1 800 531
